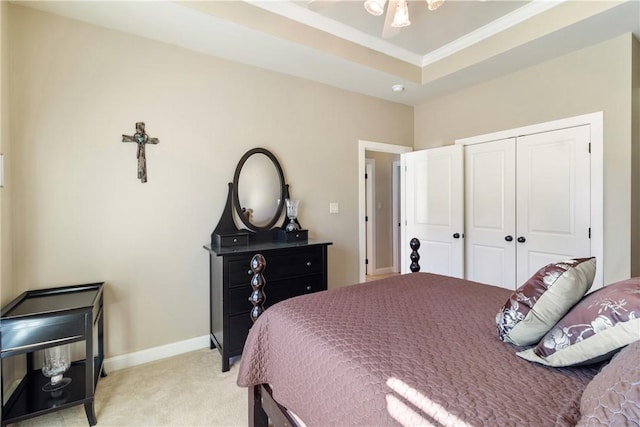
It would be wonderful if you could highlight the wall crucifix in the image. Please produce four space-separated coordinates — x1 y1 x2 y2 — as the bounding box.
122 122 159 183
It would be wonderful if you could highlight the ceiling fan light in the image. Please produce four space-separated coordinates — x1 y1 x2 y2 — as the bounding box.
364 0 387 16
391 0 410 28
426 0 444 11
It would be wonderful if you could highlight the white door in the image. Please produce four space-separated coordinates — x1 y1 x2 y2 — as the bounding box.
403 145 464 277
464 138 517 288
516 125 592 284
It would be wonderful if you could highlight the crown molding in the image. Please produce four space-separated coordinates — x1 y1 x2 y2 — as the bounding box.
244 0 566 70
421 0 565 67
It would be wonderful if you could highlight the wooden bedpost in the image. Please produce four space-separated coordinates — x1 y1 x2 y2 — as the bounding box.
410 238 421 272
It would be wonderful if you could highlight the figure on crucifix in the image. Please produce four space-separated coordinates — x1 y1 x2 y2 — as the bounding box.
122 122 159 183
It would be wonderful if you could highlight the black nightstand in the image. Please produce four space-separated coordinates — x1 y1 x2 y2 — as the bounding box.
1 283 105 426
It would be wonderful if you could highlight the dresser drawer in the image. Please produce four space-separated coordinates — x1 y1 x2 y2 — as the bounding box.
227 274 325 315
227 246 325 288
264 274 325 307
228 313 252 353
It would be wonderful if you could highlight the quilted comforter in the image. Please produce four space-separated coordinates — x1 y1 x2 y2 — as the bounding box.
237 272 602 426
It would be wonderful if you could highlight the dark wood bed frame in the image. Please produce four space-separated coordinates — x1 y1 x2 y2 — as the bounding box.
250 384 297 427
247 238 423 427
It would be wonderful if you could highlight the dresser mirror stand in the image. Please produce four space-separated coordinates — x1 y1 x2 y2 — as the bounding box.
206 147 331 372
211 147 305 247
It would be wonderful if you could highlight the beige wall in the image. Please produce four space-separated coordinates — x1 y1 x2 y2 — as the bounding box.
0 0 12 307
5 5 413 357
415 33 636 285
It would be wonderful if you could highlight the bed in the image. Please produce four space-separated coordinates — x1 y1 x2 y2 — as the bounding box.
237 270 640 426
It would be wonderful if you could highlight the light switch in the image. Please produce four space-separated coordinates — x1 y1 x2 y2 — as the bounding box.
329 202 339 214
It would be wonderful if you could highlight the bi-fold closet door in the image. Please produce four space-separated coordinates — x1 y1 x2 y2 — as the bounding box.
403 125 592 290
464 125 592 290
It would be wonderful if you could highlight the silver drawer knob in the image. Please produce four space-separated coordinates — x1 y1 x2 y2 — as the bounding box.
306 285 312 291
306 261 312 267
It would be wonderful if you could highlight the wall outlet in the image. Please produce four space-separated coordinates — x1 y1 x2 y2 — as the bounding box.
329 202 339 214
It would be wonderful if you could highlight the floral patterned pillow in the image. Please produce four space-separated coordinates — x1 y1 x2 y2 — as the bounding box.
517 277 640 367
577 340 640 426
496 257 596 346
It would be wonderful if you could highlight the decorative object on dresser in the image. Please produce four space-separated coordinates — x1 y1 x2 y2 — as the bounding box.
206 147 331 372
121 122 159 183
284 198 300 232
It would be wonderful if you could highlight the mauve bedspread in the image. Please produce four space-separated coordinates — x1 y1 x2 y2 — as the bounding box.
237 273 601 426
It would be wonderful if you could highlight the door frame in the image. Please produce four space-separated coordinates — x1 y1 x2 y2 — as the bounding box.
392 160 401 273
455 111 604 288
358 140 412 283
365 159 375 275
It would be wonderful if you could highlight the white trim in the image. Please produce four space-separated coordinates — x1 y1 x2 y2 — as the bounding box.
373 266 395 276
455 112 604 146
421 0 564 67
589 115 604 290
246 0 563 69
455 111 604 289
392 160 401 273
366 159 375 275
358 140 412 283
104 335 209 372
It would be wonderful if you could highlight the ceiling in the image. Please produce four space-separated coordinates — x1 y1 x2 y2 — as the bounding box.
267 0 531 59
13 0 640 106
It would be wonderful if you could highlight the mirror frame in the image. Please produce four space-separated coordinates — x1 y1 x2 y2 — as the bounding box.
232 148 286 232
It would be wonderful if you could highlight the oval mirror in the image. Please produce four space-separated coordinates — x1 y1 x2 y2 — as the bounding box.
233 148 286 232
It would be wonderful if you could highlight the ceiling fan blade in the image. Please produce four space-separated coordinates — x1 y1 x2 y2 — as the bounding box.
426 0 445 11
307 0 341 12
382 0 400 39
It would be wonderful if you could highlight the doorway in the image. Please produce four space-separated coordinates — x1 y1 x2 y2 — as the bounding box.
358 140 412 283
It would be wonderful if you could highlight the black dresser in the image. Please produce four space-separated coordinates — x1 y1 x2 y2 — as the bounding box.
204 240 331 372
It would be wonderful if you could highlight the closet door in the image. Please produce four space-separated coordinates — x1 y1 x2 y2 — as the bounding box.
515 125 592 285
464 138 516 289
404 145 464 277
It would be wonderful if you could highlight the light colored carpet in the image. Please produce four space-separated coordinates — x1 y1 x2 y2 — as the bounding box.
12 349 247 427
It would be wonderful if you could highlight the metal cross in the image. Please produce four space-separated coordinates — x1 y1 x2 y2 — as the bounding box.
122 122 159 183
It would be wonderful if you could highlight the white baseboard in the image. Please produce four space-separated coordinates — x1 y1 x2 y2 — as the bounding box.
104 334 209 372
373 266 394 275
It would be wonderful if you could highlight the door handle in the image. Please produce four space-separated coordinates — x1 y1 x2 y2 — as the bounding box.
453 233 460 239
517 236 526 243
505 235 513 242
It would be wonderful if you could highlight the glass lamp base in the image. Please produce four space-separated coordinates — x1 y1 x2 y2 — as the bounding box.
42 377 72 392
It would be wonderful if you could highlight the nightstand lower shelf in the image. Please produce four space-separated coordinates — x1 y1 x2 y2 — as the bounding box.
3 362 98 425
